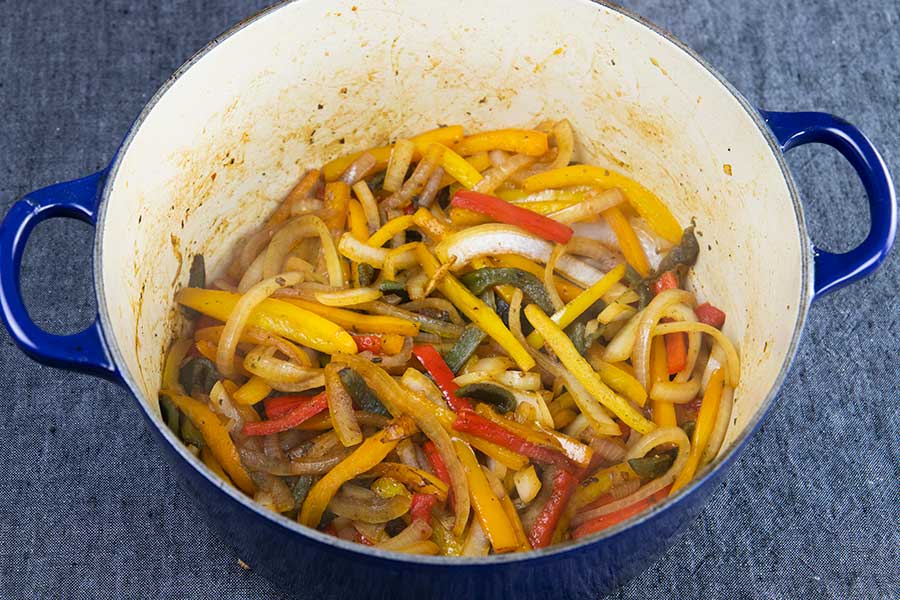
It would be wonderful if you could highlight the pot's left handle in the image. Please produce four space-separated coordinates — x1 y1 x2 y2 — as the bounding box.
0 171 119 381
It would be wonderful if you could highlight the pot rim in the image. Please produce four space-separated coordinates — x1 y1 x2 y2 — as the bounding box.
93 0 812 567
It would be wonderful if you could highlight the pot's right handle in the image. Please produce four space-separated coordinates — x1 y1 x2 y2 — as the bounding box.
759 110 897 299
0 171 119 381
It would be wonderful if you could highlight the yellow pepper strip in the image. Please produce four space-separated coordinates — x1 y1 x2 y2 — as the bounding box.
416 245 535 371
523 165 682 243
452 439 519 553
524 304 656 435
347 198 368 241
431 519 464 556
454 128 549 157
650 336 677 427
670 369 725 495
164 392 256 495
527 264 626 348
194 325 313 367
371 476 410 500
163 338 192 392
494 254 582 302
281 298 417 337
439 152 492 187
413 206 454 241
448 207 491 227
512 200 582 215
322 125 465 181
585 344 648 407
299 417 416 527
466 437 530 471
382 333 405 355
232 375 272 406
570 463 638 511
176 288 357 355
602 206 651 277
200 445 231 484
437 143 485 190
193 339 220 365
501 495 532 551
368 462 449 501
367 214 416 248
322 181 350 233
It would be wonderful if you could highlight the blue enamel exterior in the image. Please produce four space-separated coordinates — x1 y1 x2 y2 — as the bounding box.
759 110 897 298
0 5 897 597
0 171 119 381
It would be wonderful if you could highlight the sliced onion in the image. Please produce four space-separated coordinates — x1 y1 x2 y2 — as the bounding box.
380 243 420 280
340 152 377 185
609 477 641 500
351 180 381 233
400 368 447 408
701 342 726 391
237 250 267 293
559 370 622 437
243 345 322 384
315 287 382 307
239 446 348 476
383 139 416 193
512 389 554 428
631 289 695 389
209 380 243 432
435 224 613 289
364 301 465 338
566 237 625 273
547 188 625 225
653 321 741 387
360 336 413 369
236 222 279 274
325 363 362 447
545 243 567 311
473 153 536 194
289 197 324 217
461 518 490 557
589 436 628 463
383 144 442 209
418 167 445 207
253 471 295 512
548 119 574 170
649 378 701 403
338 232 390 267
573 220 664 271
496 371 543 391
572 426 689 526
377 518 432 550
264 215 344 287
216 272 303 378
701 384 734 465
329 484 411 523
507 288 566 381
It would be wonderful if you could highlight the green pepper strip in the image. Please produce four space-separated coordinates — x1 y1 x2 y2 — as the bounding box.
339 368 390 416
442 325 486 374
459 268 556 315
455 382 516 414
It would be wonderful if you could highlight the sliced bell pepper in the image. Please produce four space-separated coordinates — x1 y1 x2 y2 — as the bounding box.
164 393 256 495
176 289 356 355
233 375 272 406
452 439 519 553
299 417 416 527
526 263 627 348
369 462 449 501
493 254 582 303
652 271 679 295
664 320 687 375
451 190 573 245
281 297 419 337
452 409 573 471
416 245 535 371
670 369 725 494
410 493 438 523
264 394 310 419
242 392 328 436
412 344 473 412
522 165 683 244
322 181 350 233
603 206 650 277
528 469 577 549
423 440 452 489
650 335 678 428
442 324 486 375
352 334 384 354
524 304 656 435
571 485 671 539
453 128 549 157
437 144 484 189
367 214 416 248
695 302 727 329
458 267 556 314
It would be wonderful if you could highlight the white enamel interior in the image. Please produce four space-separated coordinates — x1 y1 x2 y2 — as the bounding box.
98 0 806 472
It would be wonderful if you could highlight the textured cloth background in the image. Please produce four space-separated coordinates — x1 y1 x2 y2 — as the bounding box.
0 1 897 598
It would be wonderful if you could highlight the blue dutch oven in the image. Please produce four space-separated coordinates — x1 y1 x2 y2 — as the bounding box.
0 1 895 597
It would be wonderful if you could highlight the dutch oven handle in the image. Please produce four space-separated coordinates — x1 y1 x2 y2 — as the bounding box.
759 110 897 299
0 171 119 381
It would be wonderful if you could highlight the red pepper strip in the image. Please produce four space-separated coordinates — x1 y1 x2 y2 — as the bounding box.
355 531 375 546
651 270 678 295
527 470 578 549
410 493 438 523
352 334 383 354
242 392 328 436
411 344 473 412
264 395 309 420
451 190 574 244
695 302 726 329
452 410 574 471
570 485 671 539
662 318 687 375
423 440 454 508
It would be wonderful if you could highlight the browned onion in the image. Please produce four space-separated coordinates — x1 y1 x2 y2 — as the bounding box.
339 152 377 185
328 484 412 524
239 446 348 476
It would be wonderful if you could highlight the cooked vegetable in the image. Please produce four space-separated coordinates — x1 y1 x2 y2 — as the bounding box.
162 120 739 555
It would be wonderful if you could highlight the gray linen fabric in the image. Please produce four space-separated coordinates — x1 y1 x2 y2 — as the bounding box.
0 1 897 598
